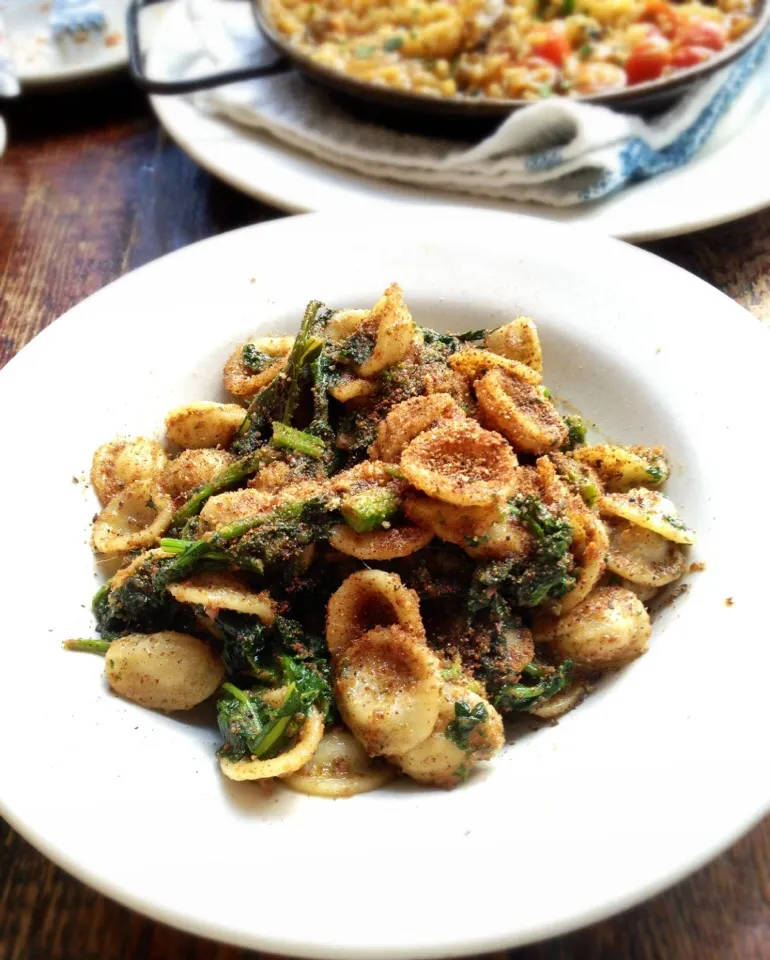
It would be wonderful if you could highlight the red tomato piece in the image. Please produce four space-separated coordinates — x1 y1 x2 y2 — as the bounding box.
678 20 726 50
671 44 713 67
625 36 671 84
531 32 571 67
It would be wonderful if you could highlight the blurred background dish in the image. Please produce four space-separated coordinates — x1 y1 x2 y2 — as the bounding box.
145 0 770 239
5 0 166 88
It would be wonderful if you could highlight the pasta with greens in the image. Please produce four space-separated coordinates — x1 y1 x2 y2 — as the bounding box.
66 284 695 794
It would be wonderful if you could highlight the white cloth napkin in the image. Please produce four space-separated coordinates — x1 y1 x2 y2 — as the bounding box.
182 0 769 206
0 14 21 156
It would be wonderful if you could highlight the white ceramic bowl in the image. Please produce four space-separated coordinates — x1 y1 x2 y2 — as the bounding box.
0 210 767 958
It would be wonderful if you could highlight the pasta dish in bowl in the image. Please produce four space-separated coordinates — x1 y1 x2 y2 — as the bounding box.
70 283 695 796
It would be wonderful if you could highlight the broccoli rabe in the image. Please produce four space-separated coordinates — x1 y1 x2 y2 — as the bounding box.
445 700 489 751
493 659 573 713
507 495 576 606
562 415 587 450
241 344 273 373
271 422 326 459
341 488 400 533
93 557 195 639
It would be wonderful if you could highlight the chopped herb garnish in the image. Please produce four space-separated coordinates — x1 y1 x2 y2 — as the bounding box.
579 43 594 59
383 36 404 51
355 44 376 58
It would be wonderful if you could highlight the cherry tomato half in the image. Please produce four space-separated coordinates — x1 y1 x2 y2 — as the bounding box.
671 44 713 67
678 20 726 50
625 35 671 84
531 31 571 67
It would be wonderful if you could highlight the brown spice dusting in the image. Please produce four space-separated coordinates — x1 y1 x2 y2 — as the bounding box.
725 597 734 607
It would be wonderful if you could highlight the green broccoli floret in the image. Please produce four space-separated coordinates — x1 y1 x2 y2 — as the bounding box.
445 700 489 750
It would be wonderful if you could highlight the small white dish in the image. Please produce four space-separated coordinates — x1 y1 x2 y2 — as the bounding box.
146 0 770 240
0 209 767 956
4 0 165 88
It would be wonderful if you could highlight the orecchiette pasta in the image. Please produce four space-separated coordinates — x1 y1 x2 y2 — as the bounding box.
160 448 233 499
165 401 246 450
168 573 277 624
573 444 668 492
484 317 543 375
284 728 397 797
368 393 464 463
605 518 687 587
105 632 225 711
476 368 567 454
220 707 324 782
449 347 542 386
600 488 696 545
326 570 425 657
91 437 167 506
397 682 504 788
401 418 519 507
335 625 442 757
355 283 416 377
536 586 652 669
91 480 173 554
74 284 696 796
223 336 294 399
329 523 433 560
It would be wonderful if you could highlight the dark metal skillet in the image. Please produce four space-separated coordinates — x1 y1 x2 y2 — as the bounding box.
127 0 770 123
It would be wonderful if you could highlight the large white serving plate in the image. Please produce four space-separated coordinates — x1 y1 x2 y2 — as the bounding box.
147 1 770 241
0 210 768 958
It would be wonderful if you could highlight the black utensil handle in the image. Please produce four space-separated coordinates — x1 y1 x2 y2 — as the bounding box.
126 0 289 94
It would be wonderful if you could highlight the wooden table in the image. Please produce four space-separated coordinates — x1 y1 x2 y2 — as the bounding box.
1 77 768 960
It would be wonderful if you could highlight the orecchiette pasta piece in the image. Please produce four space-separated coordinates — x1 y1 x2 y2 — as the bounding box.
423 366 473 410
397 682 504 789
223 336 294 399
554 509 610 615
535 586 652 670
200 488 277 529
620 580 659 604
168 572 277 624
476 368 567 455
110 547 171 592
401 419 519 507
105 631 225 711
484 317 543 375
326 570 425 658
448 348 542 386
527 680 587 720
367 393 465 462
165 402 245 450
331 459 404 496
573 444 669 492
159 448 233 499
600 488 696 545
91 480 174 554
335 625 442 757
220 707 324 782
91 437 168 506
284 728 397 797
329 374 378 403
325 308 369 342
329 524 433 560
356 284 416 377
605 517 687 587
248 460 292 492
403 494 532 560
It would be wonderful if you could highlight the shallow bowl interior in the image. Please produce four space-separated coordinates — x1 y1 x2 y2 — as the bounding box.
0 210 767 958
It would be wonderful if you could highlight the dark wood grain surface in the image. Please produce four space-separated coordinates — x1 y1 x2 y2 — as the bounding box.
0 77 768 960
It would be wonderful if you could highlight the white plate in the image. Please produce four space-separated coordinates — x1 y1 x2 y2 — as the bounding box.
4 0 166 88
0 210 768 957
147 0 770 241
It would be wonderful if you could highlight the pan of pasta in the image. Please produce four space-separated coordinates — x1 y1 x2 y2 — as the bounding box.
69 282 696 794
128 0 770 117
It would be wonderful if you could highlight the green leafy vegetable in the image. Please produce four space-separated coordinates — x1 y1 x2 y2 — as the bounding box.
494 660 573 713
563 415 587 450
62 638 111 654
241 344 273 373
383 35 404 51
445 700 488 750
